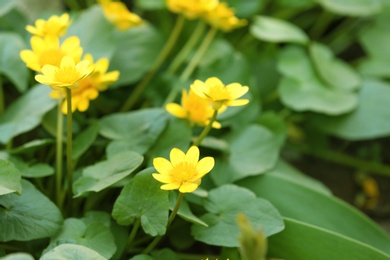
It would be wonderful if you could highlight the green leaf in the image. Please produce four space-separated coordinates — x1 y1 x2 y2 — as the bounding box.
268 218 390 260
224 0 263 18
317 0 382 16
191 184 284 247
0 33 28 92
135 0 165 10
147 117 191 166
237 170 390 254
66 5 116 59
130 255 153 260
151 248 181 260
6 156 53 178
0 0 15 16
40 244 106 260
311 79 390 140
0 84 56 144
0 160 22 195
250 16 308 44
309 42 360 91
99 108 167 156
224 124 282 182
0 180 63 242
112 171 169 236
72 122 99 160
0 253 34 260
44 212 116 259
7 139 53 155
110 24 164 87
277 46 357 115
73 151 143 197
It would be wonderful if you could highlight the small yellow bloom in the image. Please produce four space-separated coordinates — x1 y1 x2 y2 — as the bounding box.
166 89 223 129
26 13 71 37
20 36 83 72
203 2 247 32
190 77 249 110
50 54 120 114
152 146 214 193
35 55 94 89
98 0 142 31
166 0 218 19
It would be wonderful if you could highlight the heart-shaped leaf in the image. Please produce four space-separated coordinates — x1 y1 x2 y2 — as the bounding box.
0 159 22 195
40 244 106 260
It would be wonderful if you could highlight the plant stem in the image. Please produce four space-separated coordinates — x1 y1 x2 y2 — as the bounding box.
120 15 186 112
163 26 218 105
126 218 141 248
143 192 185 254
291 144 390 177
193 109 218 147
56 97 64 209
167 20 206 74
66 88 74 214
0 76 3 114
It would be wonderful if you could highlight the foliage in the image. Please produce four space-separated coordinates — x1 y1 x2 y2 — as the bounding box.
0 0 390 259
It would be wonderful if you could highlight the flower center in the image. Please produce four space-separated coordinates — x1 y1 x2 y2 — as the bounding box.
55 66 81 84
170 162 198 183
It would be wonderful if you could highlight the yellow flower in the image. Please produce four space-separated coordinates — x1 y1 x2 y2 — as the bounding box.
203 2 247 32
20 36 83 72
166 0 218 19
190 77 249 110
98 0 142 31
152 146 214 193
26 13 71 37
35 55 94 89
50 54 120 113
166 89 223 129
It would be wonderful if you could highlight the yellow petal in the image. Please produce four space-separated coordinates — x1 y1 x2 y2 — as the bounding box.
41 64 57 76
170 148 185 166
185 146 199 165
190 80 207 98
227 99 249 106
179 182 199 193
95 57 109 73
153 157 173 175
226 83 249 99
211 121 221 129
160 183 181 190
77 98 89 112
82 88 99 99
205 77 223 87
196 157 215 177
165 103 187 119
60 56 75 68
152 173 171 184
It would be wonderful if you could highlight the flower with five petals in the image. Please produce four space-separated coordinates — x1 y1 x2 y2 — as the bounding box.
152 146 215 193
26 13 71 37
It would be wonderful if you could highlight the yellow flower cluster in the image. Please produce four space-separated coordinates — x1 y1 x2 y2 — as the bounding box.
98 0 143 31
166 77 249 128
166 0 246 31
20 13 119 114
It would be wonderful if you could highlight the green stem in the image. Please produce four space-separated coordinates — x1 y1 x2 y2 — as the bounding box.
167 20 206 74
164 26 217 105
126 218 141 248
193 109 218 147
143 192 185 254
291 144 390 177
66 88 74 214
56 97 64 209
0 76 3 114
120 15 186 112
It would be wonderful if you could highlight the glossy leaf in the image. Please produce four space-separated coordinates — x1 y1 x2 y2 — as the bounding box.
44 212 116 259
0 159 22 195
73 151 143 197
100 108 168 156
169 192 208 227
238 169 390 254
0 84 56 144
225 0 263 18
0 253 34 260
109 24 164 87
0 33 28 92
40 244 106 260
250 16 308 44
311 79 390 140
0 180 63 242
268 218 390 260
0 0 15 16
112 171 169 236
7 156 53 178
7 139 53 155
309 42 360 91
191 184 284 247
317 0 382 16
277 46 357 115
